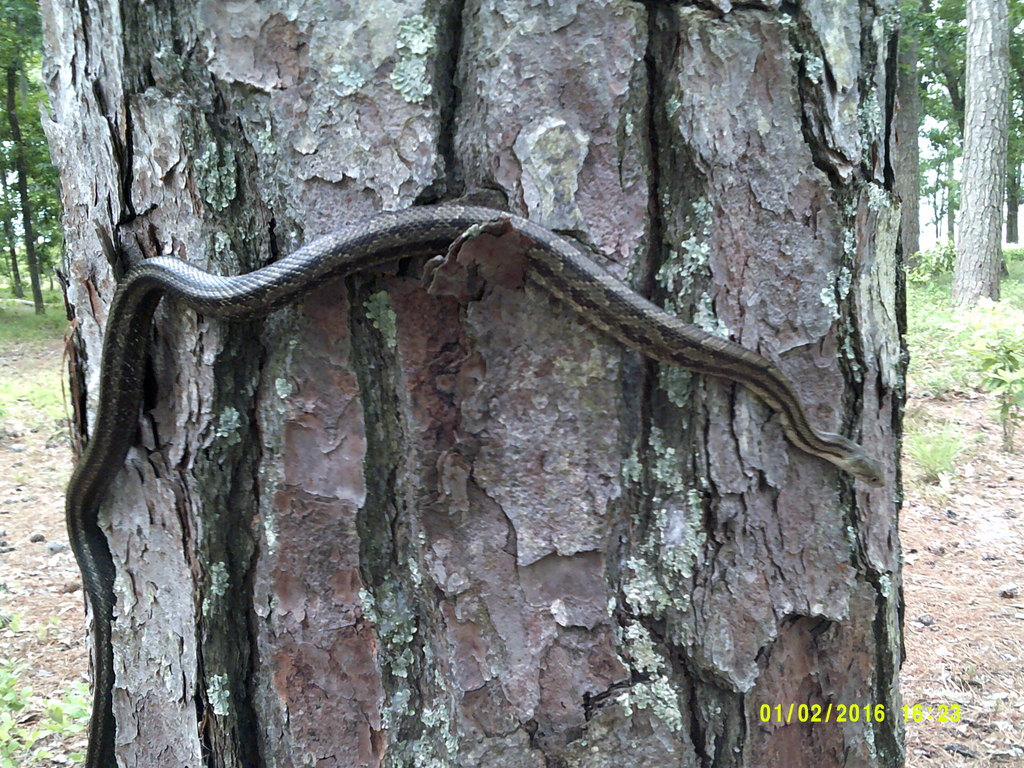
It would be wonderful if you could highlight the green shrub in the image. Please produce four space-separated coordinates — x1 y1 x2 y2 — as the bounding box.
907 240 956 283
1003 245 1024 262
965 300 1024 451
0 656 88 767
905 261 1024 397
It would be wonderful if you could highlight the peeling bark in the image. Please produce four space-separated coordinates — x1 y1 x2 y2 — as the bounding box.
42 2 903 766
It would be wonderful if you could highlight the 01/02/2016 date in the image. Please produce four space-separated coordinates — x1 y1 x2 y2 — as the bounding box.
758 703 962 724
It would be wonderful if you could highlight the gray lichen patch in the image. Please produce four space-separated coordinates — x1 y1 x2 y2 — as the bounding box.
692 292 729 338
274 377 294 399
215 406 244 446
655 238 710 314
192 139 238 212
208 562 230 599
363 577 459 766
657 364 693 410
364 291 398 349
654 198 712 315
616 622 685 732
619 424 704 621
858 94 883 158
330 63 369 97
819 266 853 321
389 14 437 104
514 116 590 230
206 674 232 717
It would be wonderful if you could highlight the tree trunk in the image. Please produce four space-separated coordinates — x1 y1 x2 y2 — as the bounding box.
946 154 957 241
5 64 44 313
895 25 921 262
0 162 24 297
1007 164 1019 243
41 3 904 767
953 0 1009 306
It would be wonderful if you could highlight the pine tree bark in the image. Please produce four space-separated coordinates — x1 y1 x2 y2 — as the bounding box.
5 64 44 313
41 2 904 767
953 0 1009 306
895 26 921 261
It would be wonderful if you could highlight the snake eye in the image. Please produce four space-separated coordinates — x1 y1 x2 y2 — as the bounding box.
853 456 885 487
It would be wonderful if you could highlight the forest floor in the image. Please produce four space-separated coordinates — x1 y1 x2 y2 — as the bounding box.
1 320 1022 766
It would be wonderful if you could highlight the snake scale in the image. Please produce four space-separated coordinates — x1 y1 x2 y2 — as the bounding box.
67 203 884 767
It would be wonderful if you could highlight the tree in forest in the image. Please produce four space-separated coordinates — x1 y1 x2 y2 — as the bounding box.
916 0 1024 254
896 9 922 259
917 0 967 244
0 164 24 297
952 0 1010 306
0 0 61 304
41 3 904 767
1007 14 1024 243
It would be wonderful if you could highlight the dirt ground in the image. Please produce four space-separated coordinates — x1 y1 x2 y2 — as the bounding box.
0 337 1022 766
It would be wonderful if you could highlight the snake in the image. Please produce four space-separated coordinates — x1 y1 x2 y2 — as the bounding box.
67 203 884 767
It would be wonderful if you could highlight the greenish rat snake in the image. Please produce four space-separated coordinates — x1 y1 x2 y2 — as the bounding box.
67 203 884 767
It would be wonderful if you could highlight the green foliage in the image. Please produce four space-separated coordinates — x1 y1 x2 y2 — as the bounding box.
907 258 1024 452
965 301 1024 451
907 239 956 283
1003 246 1024 262
0 656 88 767
904 421 963 483
906 262 1024 398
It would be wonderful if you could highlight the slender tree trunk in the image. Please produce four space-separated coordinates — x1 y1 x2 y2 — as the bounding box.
1007 164 1020 243
42 2 904 766
0 176 24 298
946 155 956 242
5 64 44 314
895 26 921 263
2 234 20 297
953 0 1009 306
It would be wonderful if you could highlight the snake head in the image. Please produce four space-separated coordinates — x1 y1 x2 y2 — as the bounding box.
845 452 885 487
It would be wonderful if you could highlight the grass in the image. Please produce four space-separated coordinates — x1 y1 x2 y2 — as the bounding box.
0 288 68 428
0 294 66 348
0 364 66 428
903 420 964 483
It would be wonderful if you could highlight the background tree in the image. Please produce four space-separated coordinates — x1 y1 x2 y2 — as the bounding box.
0 0 61 305
1006 8 1024 243
0 166 24 297
41 2 903 766
953 0 1010 306
917 0 967 244
896 4 922 260
916 0 1023 256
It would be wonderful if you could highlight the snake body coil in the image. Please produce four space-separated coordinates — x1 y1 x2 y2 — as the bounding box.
67 203 883 767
